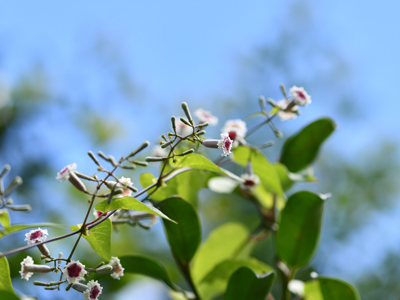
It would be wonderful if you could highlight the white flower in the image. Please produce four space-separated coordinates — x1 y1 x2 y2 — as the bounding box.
217 133 233 157
194 108 218 125
289 86 311 106
56 163 77 182
83 280 103 300
276 99 300 121
221 119 247 140
176 119 192 136
62 261 87 284
24 228 48 246
109 256 124 280
288 279 305 296
240 173 260 190
107 176 133 198
151 146 168 158
19 256 34 281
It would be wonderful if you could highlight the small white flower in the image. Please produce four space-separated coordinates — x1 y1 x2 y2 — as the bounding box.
240 173 260 190
288 279 305 296
276 99 300 121
62 261 87 284
217 133 233 157
107 176 133 198
109 256 124 280
289 86 311 106
222 119 247 140
19 256 34 281
56 163 77 182
151 146 168 158
83 280 103 300
24 228 48 246
176 119 192 136
194 108 218 125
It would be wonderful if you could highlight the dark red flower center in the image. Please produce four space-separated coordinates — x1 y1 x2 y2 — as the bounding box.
224 138 232 150
67 263 82 278
244 180 256 187
96 211 103 218
228 131 237 141
297 91 306 99
90 285 101 299
30 230 43 241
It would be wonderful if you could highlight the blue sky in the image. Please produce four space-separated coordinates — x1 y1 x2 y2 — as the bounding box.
1 0 400 298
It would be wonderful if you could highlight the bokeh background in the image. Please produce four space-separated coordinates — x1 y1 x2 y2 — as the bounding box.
1 1 400 299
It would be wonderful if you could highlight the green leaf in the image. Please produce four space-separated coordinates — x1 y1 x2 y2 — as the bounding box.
191 222 249 285
0 223 63 240
304 277 360 300
139 172 179 201
120 255 179 291
273 163 318 191
95 196 176 223
70 218 112 260
159 197 201 265
280 118 336 173
225 267 275 300
0 257 16 296
276 191 325 268
0 209 10 228
233 146 285 207
0 291 19 300
176 169 211 207
198 258 273 300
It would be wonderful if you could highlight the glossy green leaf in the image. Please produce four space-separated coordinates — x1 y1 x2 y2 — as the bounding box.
176 169 211 207
225 267 275 300
95 196 176 223
0 209 10 228
139 172 179 201
273 163 318 191
0 223 63 240
304 277 360 300
0 257 16 296
276 191 325 268
0 290 19 300
233 146 285 206
120 255 179 291
192 222 249 284
280 118 336 173
71 218 112 260
198 258 273 300
159 197 201 265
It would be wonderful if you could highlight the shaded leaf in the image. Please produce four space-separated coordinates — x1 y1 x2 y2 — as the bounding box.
273 163 318 191
0 290 19 300
95 196 176 223
280 118 335 172
0 257 16 296
0 209 10 228
225 267 275 300
276 191 325 268
0 223 63 240
304 277 360 300
176 169 211 207
71 218 112 260
159 197 201 265
192 222 249 284
120 255 179 291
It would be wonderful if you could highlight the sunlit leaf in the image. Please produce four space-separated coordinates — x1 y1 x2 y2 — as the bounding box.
176 169 211 207
304 277 360 300
233 146 285 207
276 191 325 268
95 196 176 223
280 118 335 172
120 255 179 291
0 223 63 240
192 222 249 285
139 172 178 201
159 197 201 265
273 163 318 191
198 258 273 300
0 209 10 228
71 218 112 260
208 177 238 194
0 257 16 296
224 267 275 300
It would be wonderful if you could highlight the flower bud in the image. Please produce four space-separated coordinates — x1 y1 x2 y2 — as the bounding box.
0 180 3 195
8 204 31 212
145 156 168 162
198 122 209 128
108 155 118 166
130 160 148 167
24 264 53 273
245 162 253 175
202 139 219 149
127 185 138 193
88 151 100 166
181 102 193 124
33 281 50 286
178 149 195 156
68 172 87 193
72 282 89 293
129 141 150 157
37 244 51 257
0 164 10 179
280 83 288 99
258 96 266 111
74 171 96 181
98 151 108 161
92 264 113 274
171 116 177 132
179 117 191 127
161 140 174 149
5 176 22 197
6 198 13 205
196 130 206 136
